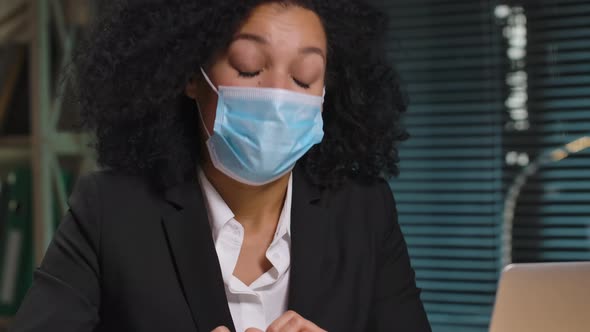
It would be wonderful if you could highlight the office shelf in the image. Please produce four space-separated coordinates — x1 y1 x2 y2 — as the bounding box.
0 1 96 306
0 136 30 165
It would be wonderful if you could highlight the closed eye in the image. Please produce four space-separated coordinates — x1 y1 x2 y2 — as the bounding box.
293 78 311 89
238 70 261 78
237 69 311 89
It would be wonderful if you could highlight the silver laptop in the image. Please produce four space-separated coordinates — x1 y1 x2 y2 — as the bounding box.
489 262 590 332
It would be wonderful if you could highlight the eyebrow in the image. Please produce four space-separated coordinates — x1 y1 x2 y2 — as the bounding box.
232 32 326 61
233 33 267 44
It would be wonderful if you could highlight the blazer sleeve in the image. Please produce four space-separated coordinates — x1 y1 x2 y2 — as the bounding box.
367 181 432 332
9 174 102 332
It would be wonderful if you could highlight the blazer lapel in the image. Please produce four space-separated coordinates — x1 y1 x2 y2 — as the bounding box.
288 166 331 321
161 181 235 332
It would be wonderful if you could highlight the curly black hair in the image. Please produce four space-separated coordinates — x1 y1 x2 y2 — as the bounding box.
71 0 408 191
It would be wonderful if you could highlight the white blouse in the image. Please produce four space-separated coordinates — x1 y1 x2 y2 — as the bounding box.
197 169 292 332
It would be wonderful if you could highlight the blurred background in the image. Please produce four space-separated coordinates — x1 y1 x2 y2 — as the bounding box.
0 1 588 331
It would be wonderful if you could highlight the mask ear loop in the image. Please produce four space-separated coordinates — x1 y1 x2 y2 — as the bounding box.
195 67 220 138
195 100 212 139
200 67 219 94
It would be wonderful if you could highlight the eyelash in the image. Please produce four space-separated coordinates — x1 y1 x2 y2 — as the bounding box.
293 78 311 89
238 70 261 78
237 70 311 89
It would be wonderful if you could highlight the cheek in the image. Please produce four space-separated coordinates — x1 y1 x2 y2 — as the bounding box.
209 60 244 87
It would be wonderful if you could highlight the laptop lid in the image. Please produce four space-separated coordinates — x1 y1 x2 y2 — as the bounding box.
489 262 590 332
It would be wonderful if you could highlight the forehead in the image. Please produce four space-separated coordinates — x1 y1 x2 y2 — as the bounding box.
235 3 327 50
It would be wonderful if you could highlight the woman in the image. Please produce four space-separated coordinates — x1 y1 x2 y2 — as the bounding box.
10 0 430 331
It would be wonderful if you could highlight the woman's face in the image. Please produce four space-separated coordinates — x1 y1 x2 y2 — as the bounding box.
186 3 327 136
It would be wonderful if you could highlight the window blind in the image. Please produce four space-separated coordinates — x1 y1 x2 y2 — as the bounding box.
370 1 506 331
506 0 590 263
372 0 590 331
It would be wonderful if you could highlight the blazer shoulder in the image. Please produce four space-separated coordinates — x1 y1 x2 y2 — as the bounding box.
75 169 154 192
69 169 162 211
324 176 393 204
321 177 397 235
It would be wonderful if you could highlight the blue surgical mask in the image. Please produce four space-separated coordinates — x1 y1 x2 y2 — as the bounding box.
197 67 325 186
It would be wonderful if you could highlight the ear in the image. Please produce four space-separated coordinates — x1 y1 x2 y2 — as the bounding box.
185 77 199 100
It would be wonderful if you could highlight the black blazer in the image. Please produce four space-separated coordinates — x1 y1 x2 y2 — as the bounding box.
10 165 431 332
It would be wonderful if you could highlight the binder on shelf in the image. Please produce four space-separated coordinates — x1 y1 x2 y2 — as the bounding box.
0 168 32 317
0 167 73 316
0 180 10 255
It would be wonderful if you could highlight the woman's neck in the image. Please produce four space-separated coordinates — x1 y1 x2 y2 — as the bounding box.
200 160 290 232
